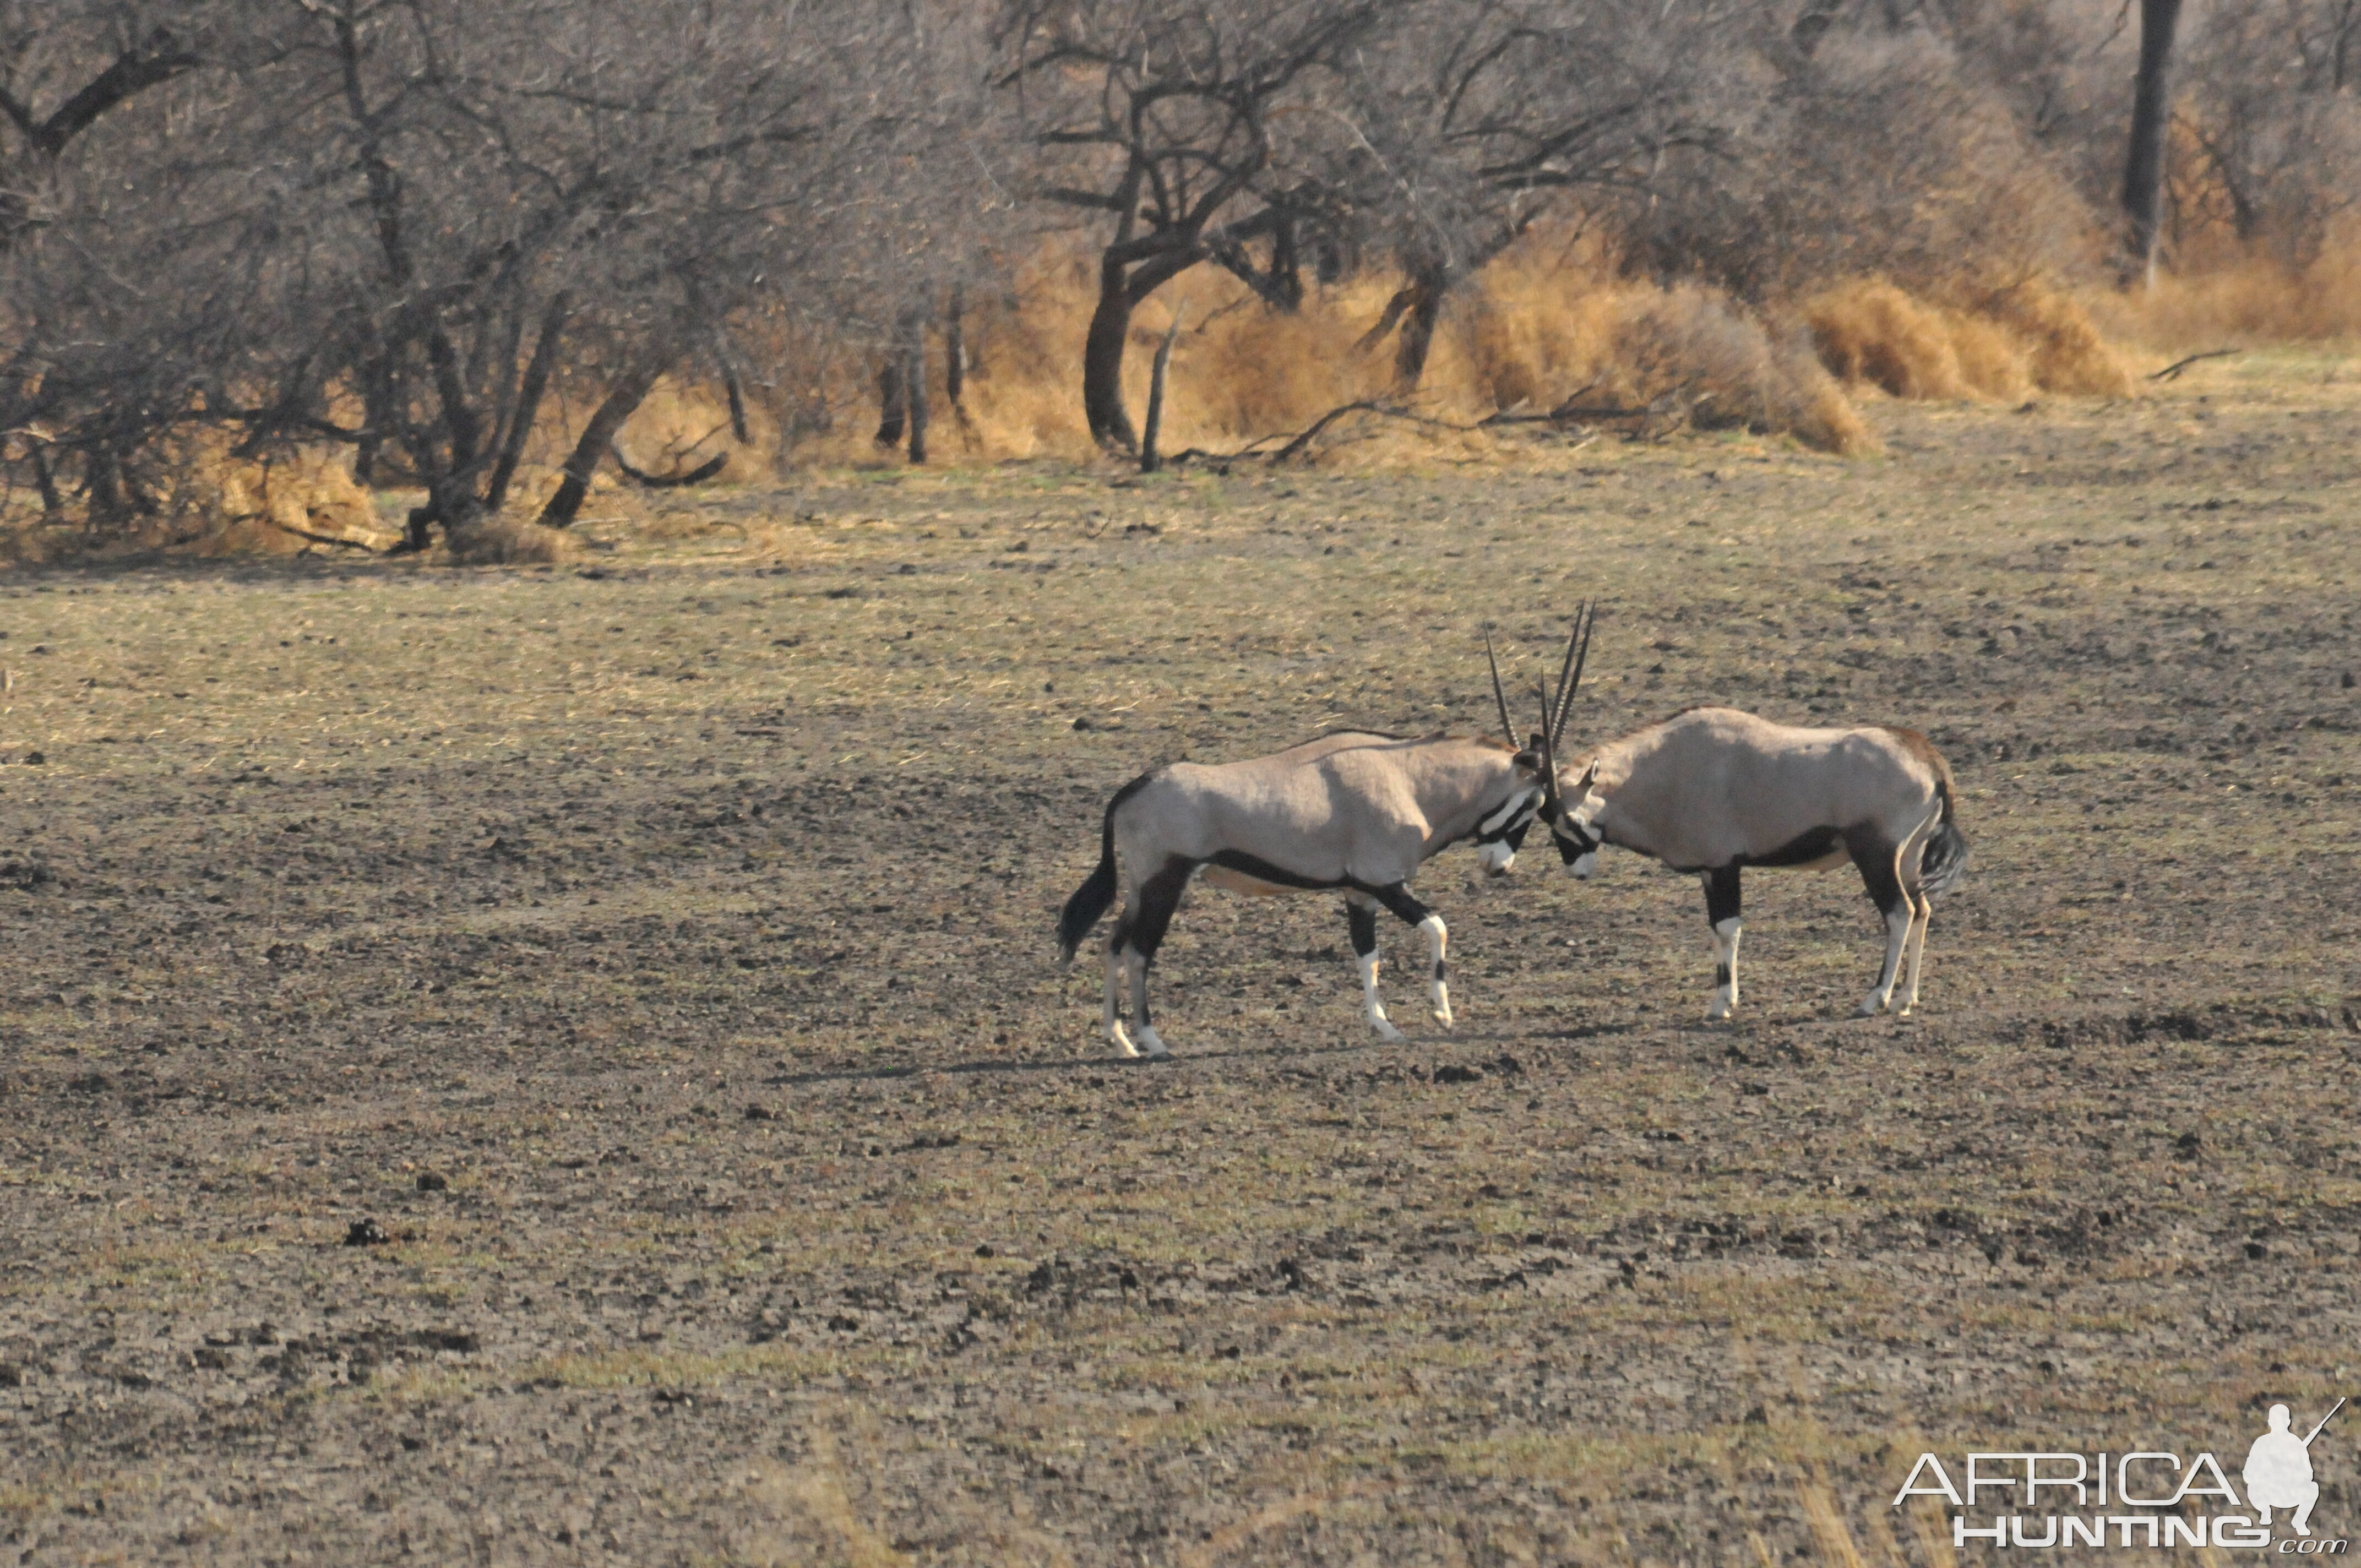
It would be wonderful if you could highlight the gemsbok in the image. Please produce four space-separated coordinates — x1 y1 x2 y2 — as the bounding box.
1054 654 1577 1057
1528 607 1972 1017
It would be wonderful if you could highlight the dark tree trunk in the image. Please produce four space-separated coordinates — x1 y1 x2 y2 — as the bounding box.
1140 310 1180 475
2120 0 2185 286
904 329 929 465
1395 268 1447 389
485 292 570 514
873 355 906 447
944 285 967 409
1268 215 1303 312
538 365 660 529
352 355 393 487
83 447 126 527
1082 252 1139 453
30 444 63 519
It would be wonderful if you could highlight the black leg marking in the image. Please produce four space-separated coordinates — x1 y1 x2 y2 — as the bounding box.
1844 830 1911 997
1346 901 1378 958
1704 864 1742 928
1846 832 1908 921
1370 883 1434 928
1433 959 1448 982
1128 860 1195 1026
1715 963 1732 986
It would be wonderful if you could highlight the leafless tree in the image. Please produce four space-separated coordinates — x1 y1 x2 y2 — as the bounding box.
1 0 1011 539
1335 0 1750 385
998 0 1381 451
2178 0 2361 260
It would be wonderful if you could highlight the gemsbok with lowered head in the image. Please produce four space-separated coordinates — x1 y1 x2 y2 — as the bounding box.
1525 606 1972 1017
1053 635 1592 1057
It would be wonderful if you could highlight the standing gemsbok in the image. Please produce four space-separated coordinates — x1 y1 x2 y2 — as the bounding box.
1054 645 1580 1057
1531 606 1972 1017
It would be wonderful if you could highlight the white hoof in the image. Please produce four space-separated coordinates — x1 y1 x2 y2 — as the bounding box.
1135 1027 1171 1059
1857 994 1889 1017
1369 1017 1406 1043
1109 1023 1141 1059
1432 1006 1454 1029
1707 999 1733 1021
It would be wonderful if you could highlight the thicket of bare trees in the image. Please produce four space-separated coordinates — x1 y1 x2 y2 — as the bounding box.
2 0 2355 536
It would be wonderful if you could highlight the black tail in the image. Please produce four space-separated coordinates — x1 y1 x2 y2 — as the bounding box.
1919 781 1971 898
1057 772 1154 965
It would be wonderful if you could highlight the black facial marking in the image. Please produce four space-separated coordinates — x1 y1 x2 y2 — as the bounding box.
1551 816 1603 865
1471 792 1539 846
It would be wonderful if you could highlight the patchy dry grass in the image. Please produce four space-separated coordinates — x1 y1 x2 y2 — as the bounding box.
0 362 2357 1565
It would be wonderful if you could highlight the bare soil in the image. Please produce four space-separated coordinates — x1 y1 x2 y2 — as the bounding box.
2 359 2358 1566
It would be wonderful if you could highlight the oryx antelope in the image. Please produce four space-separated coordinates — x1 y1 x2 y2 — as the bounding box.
1525 608 1972 1017
1055 688 1569 1058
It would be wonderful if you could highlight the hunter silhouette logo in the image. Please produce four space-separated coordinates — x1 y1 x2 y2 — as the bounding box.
1892 1399 2347 1551
2248 1401 2344 1538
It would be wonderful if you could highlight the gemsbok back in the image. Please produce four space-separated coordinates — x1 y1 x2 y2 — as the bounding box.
1527 607 1972 1018
1056 700 1560 1058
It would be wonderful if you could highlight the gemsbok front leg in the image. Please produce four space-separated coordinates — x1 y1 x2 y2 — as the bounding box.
1345 896 1406 1042
1701 864 1743 1020
1370 884 1451 1027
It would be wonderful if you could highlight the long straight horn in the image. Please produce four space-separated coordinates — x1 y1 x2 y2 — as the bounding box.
1551 601 1595 748
1483 630 1518 749
1533 682 1559 808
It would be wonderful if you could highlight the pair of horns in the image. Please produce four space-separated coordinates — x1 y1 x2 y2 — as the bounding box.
1484 603 1596 785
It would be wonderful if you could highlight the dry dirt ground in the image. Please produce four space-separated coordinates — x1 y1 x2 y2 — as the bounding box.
2 359 2359 1567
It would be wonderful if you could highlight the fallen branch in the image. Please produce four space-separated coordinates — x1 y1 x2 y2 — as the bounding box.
2150 349 2236 381
1162 388 1619 471
1269 400 1395 463
610 443 728 488
259 514 392 552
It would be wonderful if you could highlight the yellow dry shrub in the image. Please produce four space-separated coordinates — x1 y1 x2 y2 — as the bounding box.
447 516 573 566
206 445 391 549
1990 280 2135 396
2087 227 2361 350
1804 278 2128 400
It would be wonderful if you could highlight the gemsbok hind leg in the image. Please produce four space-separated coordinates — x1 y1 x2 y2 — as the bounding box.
1124 861 1193 1059
1897 890 1934 1015
1370 884 1451 1027
1894 810 1942 1015
1846 832 1913 1016
1345 896 1406 1042
1103 908 1140 1058
1701 865 1743 1020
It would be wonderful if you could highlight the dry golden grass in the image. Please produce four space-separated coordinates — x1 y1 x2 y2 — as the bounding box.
445 515 573 565
1804 279 2132 402
19 227 2361 567
2091 230 2361 352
